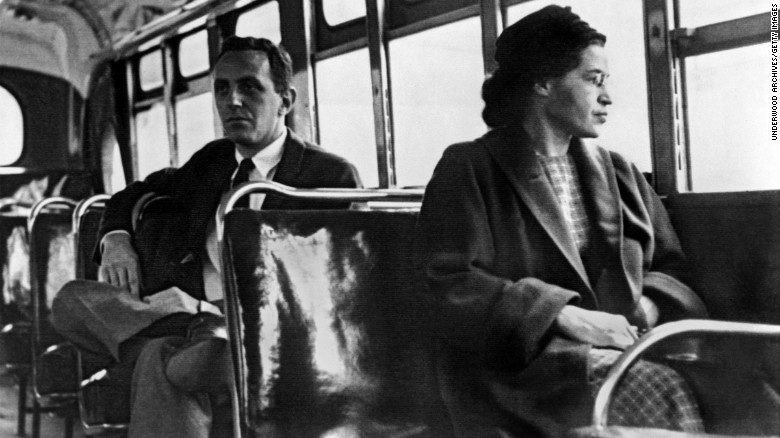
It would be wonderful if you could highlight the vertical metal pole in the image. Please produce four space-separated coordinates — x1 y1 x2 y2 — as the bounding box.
365 0 395 188
480 0 502 76
644 0 685 194
123 60 140 182
163 42 179 167
207 18 224 140
279 0 317 143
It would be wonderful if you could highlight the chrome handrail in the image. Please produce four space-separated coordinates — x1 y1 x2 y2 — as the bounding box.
27 197 78 404
72 194 111 235
592 319 780 428
217 181 424 237
72 194 111 268
27 197 77 234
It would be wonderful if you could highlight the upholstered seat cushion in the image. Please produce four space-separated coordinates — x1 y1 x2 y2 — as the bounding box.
224 209 451 437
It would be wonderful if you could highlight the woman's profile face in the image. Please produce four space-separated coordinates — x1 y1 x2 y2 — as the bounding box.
543 44 612 138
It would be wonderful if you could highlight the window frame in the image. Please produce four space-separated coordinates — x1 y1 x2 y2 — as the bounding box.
647 0 772 194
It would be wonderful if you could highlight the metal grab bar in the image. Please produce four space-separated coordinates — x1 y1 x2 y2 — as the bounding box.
0 198 31 213
72 194 110 234
592 319 780 428
216 181 425 237
27 197 78 234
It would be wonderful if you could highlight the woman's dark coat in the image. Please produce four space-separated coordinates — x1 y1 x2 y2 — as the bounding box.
414 127 707 437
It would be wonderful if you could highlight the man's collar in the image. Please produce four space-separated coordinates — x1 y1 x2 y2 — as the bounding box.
234 129 287 175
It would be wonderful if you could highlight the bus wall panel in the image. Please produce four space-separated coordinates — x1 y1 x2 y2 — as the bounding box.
669 191 780 324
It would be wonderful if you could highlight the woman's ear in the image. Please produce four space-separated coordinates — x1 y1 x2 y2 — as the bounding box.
533 79 553 97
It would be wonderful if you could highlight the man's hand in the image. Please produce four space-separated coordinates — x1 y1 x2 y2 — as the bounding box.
555 305 639 350
99 233 141 298
143 288 200 314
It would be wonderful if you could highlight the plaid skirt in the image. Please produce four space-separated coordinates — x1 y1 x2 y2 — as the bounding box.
589 348 705 432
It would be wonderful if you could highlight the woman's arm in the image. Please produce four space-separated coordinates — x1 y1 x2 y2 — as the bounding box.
622 159 708 323
415 144 579 367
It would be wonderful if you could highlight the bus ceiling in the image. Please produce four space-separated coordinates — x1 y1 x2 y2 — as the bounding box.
0 0 214 96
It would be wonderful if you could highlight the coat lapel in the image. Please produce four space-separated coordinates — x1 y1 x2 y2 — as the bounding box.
570 141 639 314
484 128 592 292
186 140 237 251
265 128 306 209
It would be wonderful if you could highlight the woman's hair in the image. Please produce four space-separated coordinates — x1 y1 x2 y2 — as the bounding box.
482 5 606 127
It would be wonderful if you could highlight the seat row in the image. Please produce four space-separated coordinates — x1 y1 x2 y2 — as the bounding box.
0 183 778 437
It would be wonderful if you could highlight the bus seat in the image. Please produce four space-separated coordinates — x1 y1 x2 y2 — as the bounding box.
667 191 780 325
67 194 134 435
568 320 780 438
222 207 451 437
0 201 35 436
27 197 80 438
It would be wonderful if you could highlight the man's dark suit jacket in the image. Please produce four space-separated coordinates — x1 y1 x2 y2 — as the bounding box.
96 129 361 300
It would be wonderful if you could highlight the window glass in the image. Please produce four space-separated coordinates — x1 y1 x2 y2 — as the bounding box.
678 0 767 28
389 17 485 188
135 103 170 179
179 30 210 77
110 138 126 194
686 44 779 192
323 0 366 26
139 50 164 91
508 1 651 173
316 48 378 187
176 93 217 165
0 86 23 165
236 1 282 43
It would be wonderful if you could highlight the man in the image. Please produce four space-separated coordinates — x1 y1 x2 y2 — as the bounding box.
52 36 361 437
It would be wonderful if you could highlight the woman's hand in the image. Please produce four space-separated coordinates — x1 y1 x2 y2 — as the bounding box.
555 305 638 350
639 295 659 328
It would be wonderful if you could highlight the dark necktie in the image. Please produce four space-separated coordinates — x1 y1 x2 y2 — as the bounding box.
232 158 255 208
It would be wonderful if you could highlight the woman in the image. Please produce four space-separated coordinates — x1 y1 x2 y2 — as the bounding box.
414 5 708 437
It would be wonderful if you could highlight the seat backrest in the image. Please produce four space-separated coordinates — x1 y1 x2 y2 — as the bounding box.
223 209 449 437
28 199 76 347
75 207 105 281
0 212 30 324
668 191 780 324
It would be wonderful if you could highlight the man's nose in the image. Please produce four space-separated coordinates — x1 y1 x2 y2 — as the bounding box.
227 87 242 106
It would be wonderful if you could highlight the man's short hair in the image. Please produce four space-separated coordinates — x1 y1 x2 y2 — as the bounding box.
216 36 293 94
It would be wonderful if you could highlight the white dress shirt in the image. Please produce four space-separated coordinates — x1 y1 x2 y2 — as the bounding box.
202 130 287 301
101 130 287 303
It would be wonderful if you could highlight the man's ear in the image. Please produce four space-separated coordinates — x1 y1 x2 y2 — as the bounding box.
279 87 297 116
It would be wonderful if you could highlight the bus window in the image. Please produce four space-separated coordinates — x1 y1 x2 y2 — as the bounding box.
139 49 164 91
389 17 485 188
176 93 217 164
109 133 126 194
179 30 209 78
135 102 170 179
315 48 378 187
323 0 365 26
235 1 281 43
686 44 779 192
0 85 23 165
679 0 767 28
508 0 652 173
